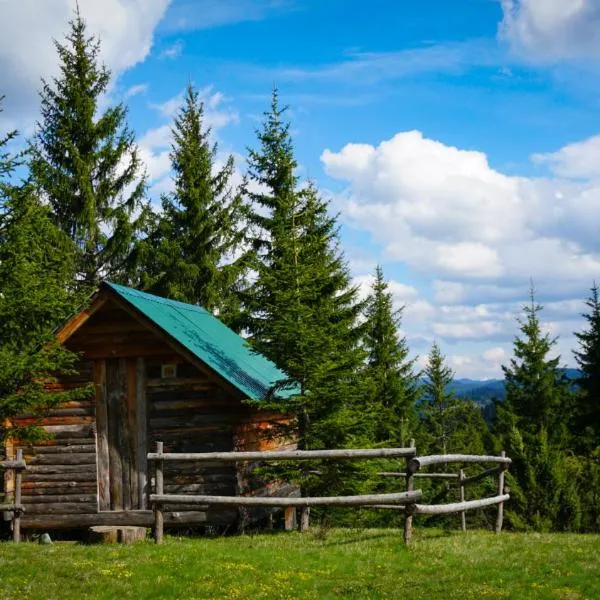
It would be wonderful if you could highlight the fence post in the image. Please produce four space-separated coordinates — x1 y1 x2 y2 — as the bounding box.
154 442 164 544
495 450 506 534
459 468 466 532
284 507 296 531
13 448 22 543
403 439 416 545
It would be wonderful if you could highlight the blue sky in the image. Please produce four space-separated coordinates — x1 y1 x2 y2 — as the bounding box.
2 0 600 378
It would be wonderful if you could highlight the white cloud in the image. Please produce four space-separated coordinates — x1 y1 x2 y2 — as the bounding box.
532 134 600 179
483 347 506 363
500 0 600 62
322 130 600 289
0 0 171 130
159 40 183 60
124 83 149 99
160 0 295 32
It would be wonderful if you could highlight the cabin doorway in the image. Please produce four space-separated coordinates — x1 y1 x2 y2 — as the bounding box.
94 357 148 511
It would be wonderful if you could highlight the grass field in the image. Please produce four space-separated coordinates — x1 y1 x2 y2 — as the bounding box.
1 528 599 599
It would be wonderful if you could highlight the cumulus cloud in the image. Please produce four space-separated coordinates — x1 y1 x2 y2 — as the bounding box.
0 0 171 130
500 0 600 62
322 130 600 290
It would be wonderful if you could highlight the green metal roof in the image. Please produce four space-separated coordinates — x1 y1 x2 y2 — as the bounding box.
104 282 297 401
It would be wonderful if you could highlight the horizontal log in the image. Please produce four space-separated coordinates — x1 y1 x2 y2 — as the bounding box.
43 424 94 437
147 447 417 463
414 494 510 515
461 466 502 486
0 460 26 471
21 511 221 529
26 453 97 466
25 464 96 475
23 503 98 514
27 443 95 455
378 472 459 479
22 472 97 482
23 494 97 504
409 454 511 473
0 504 24 511
150 490 422 507
22 480 96 490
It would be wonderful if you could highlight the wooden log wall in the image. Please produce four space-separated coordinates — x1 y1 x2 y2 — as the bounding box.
233 412 299 528
16 360 99 521
146 356 240 526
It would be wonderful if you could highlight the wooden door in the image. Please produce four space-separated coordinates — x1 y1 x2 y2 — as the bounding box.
94 358 147 511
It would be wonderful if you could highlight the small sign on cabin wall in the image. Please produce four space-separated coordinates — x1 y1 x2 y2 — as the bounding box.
161 363 177 378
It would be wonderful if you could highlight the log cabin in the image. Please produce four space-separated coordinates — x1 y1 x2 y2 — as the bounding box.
2 282 298 532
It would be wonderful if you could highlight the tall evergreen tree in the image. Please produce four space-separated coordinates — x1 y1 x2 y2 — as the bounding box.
136 84 248 327
362 265 419 445
422 342 457 454
494 287 579 530
245 91 364 451
501 288 571 445
573 284 600 449
29 8 149 289
0 112 90 442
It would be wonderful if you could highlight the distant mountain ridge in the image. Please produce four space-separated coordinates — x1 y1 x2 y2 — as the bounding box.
448 368 581 406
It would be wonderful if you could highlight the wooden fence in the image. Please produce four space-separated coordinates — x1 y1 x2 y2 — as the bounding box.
147 442 511 544
0 449 26 542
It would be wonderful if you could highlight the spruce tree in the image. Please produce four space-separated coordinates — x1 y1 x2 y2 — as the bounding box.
494 287 579 530
362 265 419 445
573 284 600 448
0 113 90 442
422 342 458 454
245 91 365 452
29 8 149 289
501 288 571 445
136 84 249 327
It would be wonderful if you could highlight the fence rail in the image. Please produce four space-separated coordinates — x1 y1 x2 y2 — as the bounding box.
0 449 25 542
147 442 511 544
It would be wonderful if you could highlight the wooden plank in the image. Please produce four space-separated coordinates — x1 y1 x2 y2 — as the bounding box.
461 466 502 487
21 511 214 529
94 359 110 511
378 472 458 479
122 358 135 511
136 358 147 510
25 453 96 466
414 494 510 515
154 442 164 544
147 447 418 462
459 469 466 532
26 444 95 455
23 494 97 504
14 448 22 542
22 503 98 514
0 460 26 471
150 490 422 507
56 295 107 344
409 454 512 473
107 359 125 511
24 465 97 475
21 473 97 483
495 451 507 534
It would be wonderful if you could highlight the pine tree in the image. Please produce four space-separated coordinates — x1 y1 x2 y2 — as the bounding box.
136 84 249 328
422 342 458 454
494 287 579 530
573 284 600 449
29 8 149 289
501 288 571 445
362 265 419 445
245 91 365 452
0 111 90 442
